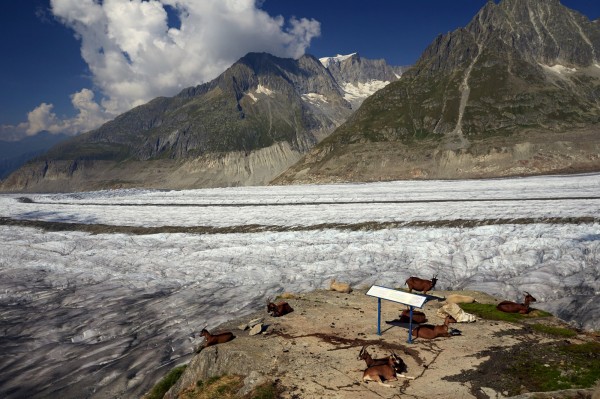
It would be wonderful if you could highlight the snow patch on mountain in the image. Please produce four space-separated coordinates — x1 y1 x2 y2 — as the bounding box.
301 92 329 104
342 80 391 108
541 63 577 74
255 84 274 96
319 53 357 68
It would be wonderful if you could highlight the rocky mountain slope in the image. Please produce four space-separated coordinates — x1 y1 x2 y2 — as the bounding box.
274 0 600 184
320 53 405 109
0 132 68 180
0 53 400 193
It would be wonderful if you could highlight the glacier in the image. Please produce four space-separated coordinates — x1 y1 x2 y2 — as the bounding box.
0 173 599 398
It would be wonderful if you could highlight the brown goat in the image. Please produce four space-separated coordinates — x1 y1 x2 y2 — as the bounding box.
399 309 428 324
362 356 399 388
358 346 407 374
199 328 235 348
362 354 415 387
405 275 438 294
411 316 452 340
266 299 294 317
496 292 537 314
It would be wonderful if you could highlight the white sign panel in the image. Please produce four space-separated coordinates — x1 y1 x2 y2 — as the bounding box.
366 285 427 308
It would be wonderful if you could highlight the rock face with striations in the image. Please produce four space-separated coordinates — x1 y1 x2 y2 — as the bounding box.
320 53 406 109
1 53 401 192
274 0 600 184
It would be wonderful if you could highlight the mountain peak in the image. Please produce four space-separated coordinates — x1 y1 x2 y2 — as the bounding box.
466 0 599 66
274 0 600 185
319 53 359 68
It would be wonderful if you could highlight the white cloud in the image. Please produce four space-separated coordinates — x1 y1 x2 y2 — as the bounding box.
0 89 111 140
26 103 59 136
11 0 320 139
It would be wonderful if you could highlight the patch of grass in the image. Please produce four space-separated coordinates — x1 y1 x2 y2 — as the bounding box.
446 340 600 395
530 323 578 338
459 303 552 323
175 374 280 399
510 342 600 392
145 365 187 399
180 375 244 399
561 342 600 388
246 381 280 399
562 341 600 355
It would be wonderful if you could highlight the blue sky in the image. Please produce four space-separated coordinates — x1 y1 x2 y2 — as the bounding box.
1 0 599 142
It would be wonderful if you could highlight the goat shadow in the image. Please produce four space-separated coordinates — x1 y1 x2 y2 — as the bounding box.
418 292 446 302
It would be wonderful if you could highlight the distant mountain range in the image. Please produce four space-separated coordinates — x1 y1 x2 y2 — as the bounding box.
1 53 403 192
3 0 600 192
0 132 68 181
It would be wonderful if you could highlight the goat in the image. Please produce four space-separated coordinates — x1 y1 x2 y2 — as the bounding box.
496 292 537 314
266 298 294 317
411 316 453 340
399 308 427 324
405 275 438 294
444 294 476 305
362 354 414 387
199 328 235 349
329 278 352 293
362 356 398 388
358 346 407 374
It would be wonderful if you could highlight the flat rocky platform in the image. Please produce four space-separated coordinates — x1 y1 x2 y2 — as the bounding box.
161 289 600 399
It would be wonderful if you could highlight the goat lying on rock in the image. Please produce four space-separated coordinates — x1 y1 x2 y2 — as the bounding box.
358 346 407 374
412 316 457 340
362 357 399 388
399 308 427 324
266 299 294 317
361 351 414 387
198 328 235 350
497 292 537 314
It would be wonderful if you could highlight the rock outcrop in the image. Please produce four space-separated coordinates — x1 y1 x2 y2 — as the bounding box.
155 289 600 399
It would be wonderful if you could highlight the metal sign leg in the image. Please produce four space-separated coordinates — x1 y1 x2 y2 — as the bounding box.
407 306 414 344
377 298 382 335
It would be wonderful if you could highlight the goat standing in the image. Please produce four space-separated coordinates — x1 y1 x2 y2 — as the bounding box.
405 275 438 294
496 292 537 314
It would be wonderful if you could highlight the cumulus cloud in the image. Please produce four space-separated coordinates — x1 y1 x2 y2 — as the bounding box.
13 0 320 139
31 89 107 135
0 89 112 141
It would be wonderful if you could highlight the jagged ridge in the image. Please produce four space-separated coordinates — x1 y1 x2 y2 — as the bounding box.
1 52 400 192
